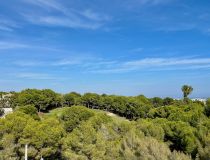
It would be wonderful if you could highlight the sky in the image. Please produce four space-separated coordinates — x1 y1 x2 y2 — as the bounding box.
0 0 210 98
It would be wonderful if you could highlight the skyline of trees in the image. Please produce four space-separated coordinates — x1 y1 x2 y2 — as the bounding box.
0 86 209 159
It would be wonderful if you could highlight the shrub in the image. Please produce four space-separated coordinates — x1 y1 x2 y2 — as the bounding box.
60 106 94 132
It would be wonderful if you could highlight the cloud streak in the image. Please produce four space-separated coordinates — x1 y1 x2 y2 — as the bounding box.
0 17 19 31
88 57 210 73
0 41 29 50
14 73 55 80
138 0 175 5
12 56 210 74
21 0 110 30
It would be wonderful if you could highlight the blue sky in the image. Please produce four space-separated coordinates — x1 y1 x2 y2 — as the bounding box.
0 0 210 98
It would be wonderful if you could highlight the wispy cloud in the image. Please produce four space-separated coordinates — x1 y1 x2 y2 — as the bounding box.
25 16 102 29
13 54 100 67
0 25 13 31
138 0 175 5
130 47 144 53
0 17 19 31
14 73 55 80
23 0 64 12
124 58 210 66
118 0 210 33
121 0 175 10
21 0 111 29
155 23 196 32
52 59 84 66
88 57 210 73
0 40 73 52
13 56 210 73
81 9 111 21
0 41 29 50
13 61 44 67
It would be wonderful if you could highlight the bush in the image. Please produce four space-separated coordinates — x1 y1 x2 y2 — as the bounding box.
16 105 39 120
205 98 210 117
153 119 197 155
136 119 165 140
60 106 94 132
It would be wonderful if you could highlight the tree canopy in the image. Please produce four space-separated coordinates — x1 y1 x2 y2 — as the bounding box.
0 88 209 160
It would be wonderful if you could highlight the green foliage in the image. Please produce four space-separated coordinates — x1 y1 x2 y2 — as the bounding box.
182 85 193 100
0 134 18 160
64 92 81 106
136 119 165 140
16 105 40 120
205 98 210 117
82 93 100 108
151 97 164 107
153 119 197 155
148 103 205 127
1 88 209 159
14 89 60 111
0 106 193 160
0 112 34 159
20 117 65 159
121 135 180 160
163 97 174 106
0 112 34 139
60 106 94 132
170 151 191 160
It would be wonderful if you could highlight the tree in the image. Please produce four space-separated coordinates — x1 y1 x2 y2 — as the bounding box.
99 95 114 111
15 89 60 112
136 119 165 140
181 85 193 100
60 106 94 132
163 97 174 106
151 97 163 107
205 98 210 117
82 93 100 109
64 92 81 107
0 134 17 160
153 119 197 156
20 117 65 159
16 105 39 120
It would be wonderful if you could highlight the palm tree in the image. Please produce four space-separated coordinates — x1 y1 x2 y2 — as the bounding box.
181 85 193 99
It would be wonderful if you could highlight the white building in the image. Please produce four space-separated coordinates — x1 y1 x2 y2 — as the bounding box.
191 98 207 104
1 108 13 117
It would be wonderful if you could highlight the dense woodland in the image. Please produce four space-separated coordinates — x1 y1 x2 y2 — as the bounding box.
0 86 210 160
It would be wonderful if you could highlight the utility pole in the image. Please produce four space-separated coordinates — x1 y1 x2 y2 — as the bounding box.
25 144 28 160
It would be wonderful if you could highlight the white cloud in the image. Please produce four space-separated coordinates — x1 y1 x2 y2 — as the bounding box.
22 0 64 12
13 61 44 67
0 41 29 50
12 54 210 74
81 9 111 21
88 57 210 73
12 72 72 81
52 59 83 66
14 73 55 80
34 16 102 29
0 25 13 31
0 18 19 31
21 0 110 30
13 54 100 67
130 47 144 53
138 0 174 5
125 58 210 67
